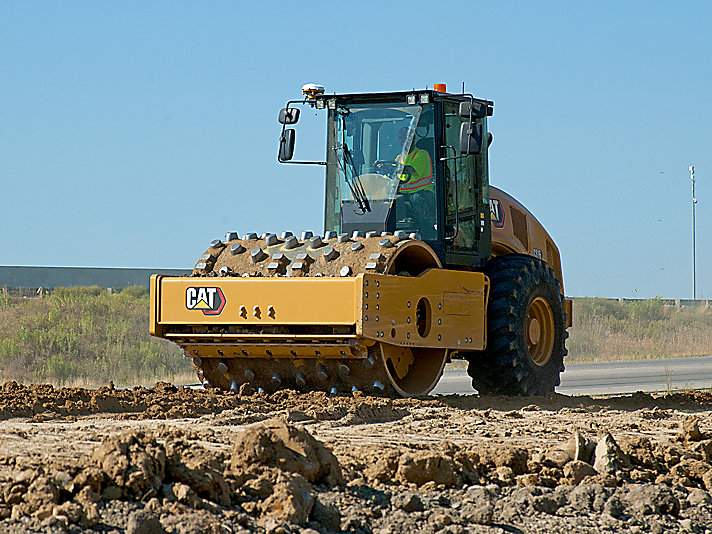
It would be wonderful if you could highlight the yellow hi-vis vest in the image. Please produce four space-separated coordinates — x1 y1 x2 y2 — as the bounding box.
396 148 434 193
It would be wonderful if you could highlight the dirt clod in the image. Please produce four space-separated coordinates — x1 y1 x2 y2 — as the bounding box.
309 498 341 531
564 430 595 463
91 431 165 498
259 470 314 525
593 433 629 474
564 460 598 484
126 509 166 534
624 484 681 516
231 418 343 486
682 416 703 442
392 491 425 512
396 451 458 487
1 382 712 532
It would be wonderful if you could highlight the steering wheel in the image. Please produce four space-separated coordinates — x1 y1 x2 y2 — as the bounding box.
373 160 398 176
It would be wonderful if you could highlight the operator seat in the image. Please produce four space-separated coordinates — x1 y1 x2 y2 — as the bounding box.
415 138 436 174
404 137 437 241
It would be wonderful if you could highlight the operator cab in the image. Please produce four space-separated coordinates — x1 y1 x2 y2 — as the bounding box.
278 86 494 268
327 98 437 240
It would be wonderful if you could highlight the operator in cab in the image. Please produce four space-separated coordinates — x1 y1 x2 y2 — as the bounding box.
394 126 433 194
395 126 435 239
373 125 436 239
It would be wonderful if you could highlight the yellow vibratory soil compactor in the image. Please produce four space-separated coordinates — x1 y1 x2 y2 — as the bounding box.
150 84 573 397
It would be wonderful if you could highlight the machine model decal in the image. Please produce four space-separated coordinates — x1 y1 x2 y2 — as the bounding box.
490 198 505 228
532 248 543 259
185 287 226 316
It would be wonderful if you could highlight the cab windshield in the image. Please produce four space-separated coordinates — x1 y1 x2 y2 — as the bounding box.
325 101 437 240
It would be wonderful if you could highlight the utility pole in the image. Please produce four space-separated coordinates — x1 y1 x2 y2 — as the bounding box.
690 165 696 300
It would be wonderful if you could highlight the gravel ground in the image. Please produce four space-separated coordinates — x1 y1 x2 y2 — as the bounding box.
1 382 712 533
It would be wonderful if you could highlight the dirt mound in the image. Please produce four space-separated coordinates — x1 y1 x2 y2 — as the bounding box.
0 421 346 530
337 399 409 425
2 385 712 532
347 423 712 494
0 382 414 424
91 431 165 499
248 469 315 525
164 437 231 507
437 390 712 412
231 418 344 486
360 442 476 488
0 381 248 420
5 380 712 424
88 428 233 511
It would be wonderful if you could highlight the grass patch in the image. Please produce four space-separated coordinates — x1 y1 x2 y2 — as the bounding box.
567 297 712 363
1 289 709 385
446 297 711 368
0 286 189 387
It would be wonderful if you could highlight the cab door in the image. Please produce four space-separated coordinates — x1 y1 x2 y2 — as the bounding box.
442 101 491 267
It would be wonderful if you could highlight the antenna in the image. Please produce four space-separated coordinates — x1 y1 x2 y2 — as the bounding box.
690 165 697 299
462 81 465 94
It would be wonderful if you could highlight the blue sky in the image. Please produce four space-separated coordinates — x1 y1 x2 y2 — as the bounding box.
1 1 710 298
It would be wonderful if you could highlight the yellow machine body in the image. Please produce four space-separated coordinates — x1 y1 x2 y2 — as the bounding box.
150 269 488 358
490 186 573 327
148 88 572 397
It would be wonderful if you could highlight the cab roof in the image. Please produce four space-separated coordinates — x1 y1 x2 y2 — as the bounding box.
324 90 494 107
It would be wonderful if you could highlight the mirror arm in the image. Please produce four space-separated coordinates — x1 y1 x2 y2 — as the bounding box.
277 99 327 165
440 145 459 242
458 94 493 119
278 160 327 166
464 94 474 154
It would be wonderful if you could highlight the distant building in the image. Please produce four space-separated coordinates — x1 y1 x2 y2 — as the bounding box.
0 266 191 290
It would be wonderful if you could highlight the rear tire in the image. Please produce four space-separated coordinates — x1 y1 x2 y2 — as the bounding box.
467 254 568 396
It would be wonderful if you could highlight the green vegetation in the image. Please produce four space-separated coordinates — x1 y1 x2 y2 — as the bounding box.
0 286 189 386
567 297 712 362
1 289 710 385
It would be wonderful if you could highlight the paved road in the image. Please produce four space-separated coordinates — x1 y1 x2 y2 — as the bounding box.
431 356 712 396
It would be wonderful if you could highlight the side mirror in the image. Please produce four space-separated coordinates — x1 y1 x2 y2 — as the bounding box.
459 101 488 119
278 108 300 125
279 129 296 161
459 122 483 154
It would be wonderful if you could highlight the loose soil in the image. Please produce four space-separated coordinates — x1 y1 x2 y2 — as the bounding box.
2 382 712 533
